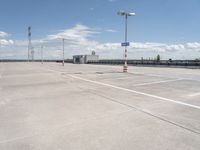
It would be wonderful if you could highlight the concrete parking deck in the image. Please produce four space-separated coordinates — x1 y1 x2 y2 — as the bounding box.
0 62 200 150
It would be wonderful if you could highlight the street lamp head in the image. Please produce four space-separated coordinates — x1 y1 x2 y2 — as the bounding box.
117 11 136 16
127 12 136 16
117 11 126 16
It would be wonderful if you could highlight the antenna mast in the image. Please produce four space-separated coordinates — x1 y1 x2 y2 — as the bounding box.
28 26 34 61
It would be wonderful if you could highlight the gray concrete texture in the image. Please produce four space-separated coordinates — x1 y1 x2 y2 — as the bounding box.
0 62 200 150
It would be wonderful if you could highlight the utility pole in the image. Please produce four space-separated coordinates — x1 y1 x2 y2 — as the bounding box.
0 41 1 60
31 47 34 61
62 38 65 66
28 26 34 62
41 45 43 64
28 26 31 62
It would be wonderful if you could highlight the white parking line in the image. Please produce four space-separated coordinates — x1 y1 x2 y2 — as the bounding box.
129 72 173 79
134 79 183 86
104 76 134 80
68 75 200 110
189 92 200 97
103 77 183 86
129 72 200 82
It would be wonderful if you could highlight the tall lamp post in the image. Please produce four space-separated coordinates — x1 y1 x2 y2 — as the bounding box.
117 11 135 72
62 38 65 66
41 45 44 64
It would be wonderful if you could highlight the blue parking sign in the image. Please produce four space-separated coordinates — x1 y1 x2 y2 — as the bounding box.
121 42 130 47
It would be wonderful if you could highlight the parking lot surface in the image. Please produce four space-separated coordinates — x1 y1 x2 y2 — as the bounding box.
0 62 200 150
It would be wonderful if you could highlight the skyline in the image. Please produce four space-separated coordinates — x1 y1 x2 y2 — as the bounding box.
0 0 200 59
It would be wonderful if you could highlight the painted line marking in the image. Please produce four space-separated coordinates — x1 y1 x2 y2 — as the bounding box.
189 92 200 97
103 76 134 80
103 77 183 86
90 90 200 135
129 72 200 82
134 79 183 86
129 72 172 79
68 75 200 110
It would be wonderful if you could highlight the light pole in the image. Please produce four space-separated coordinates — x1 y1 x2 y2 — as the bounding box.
62 38 65 66
41 45 44 64
0 41 1 60
117 11 135 72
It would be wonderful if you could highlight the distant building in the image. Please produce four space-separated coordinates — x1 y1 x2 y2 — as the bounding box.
73 51 99 64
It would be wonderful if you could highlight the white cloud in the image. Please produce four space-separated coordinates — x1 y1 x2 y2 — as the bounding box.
106 29 118 33
48 24 100 41
186 42 200 50
1 24 200 60
93 42 200 59
0 39 14 46
0 31 9 38
165 44 185 52
129 42 200 52
45 24 100 56
0 31 13 47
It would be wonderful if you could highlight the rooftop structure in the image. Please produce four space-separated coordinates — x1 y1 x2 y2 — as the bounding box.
73 51 99 64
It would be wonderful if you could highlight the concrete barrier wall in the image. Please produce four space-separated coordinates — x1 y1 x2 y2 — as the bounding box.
87 59 200 67
1 59 200 68
0 59 73 63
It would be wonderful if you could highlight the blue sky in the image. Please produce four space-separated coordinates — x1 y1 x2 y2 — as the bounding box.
0 0 200 59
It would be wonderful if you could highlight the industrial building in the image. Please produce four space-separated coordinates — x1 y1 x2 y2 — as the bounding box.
73 51 99 64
